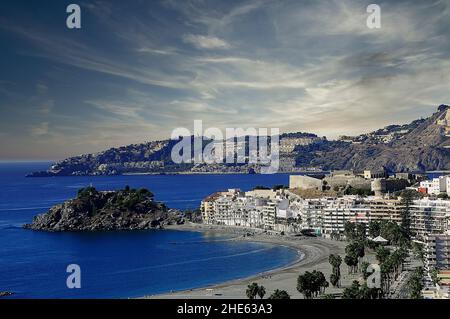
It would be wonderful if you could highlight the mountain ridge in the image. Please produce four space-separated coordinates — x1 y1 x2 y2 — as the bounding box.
28 104 450 176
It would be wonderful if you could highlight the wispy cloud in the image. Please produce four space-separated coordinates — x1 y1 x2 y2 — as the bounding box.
183 34 230 49
0 0 449 160
30 122 49 136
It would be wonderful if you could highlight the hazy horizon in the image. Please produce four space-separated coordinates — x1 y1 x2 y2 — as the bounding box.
1 0 450 160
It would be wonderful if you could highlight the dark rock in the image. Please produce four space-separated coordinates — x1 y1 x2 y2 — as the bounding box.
23 187 183 232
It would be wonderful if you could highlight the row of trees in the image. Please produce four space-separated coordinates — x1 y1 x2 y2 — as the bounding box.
296 270 329 298
342 281 381 299
344 240 365 274
247 269 333 299
407 267 424 299
376 246 408 294
246 283 290 299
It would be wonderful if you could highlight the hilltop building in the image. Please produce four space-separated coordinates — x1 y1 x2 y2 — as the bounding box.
364 169 388 179
371 178 410 196
289 175 324 190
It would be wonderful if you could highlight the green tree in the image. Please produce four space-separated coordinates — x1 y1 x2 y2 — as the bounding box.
344 221 356 241
412 242 424 261
355 223 367 240
330 273 339 287
268 289 290 299
407 267 424 299
77 186 98 199
437 193 449 199
400 190 416 238
257 285 266 299
246 283 259 299
368 220 381 238
344 254 358 274
297 270 328 299
361 261 371 280
342 281 381 299
375 246 390 264
345 241 365 268
328 254 342 287
430 268 440 286
342 281 361 299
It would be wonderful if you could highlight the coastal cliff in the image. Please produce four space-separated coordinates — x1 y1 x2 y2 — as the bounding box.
24 186 184 231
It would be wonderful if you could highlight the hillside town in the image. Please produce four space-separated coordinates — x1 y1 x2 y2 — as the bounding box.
200 170 450 299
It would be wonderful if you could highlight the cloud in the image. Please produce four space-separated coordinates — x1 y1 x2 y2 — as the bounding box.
30 122 49 136
183 34 230 49
39 100 54 114
135 47 177 55
1 0 450 160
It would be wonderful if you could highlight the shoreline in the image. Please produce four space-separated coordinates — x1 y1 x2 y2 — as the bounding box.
143 223 348 299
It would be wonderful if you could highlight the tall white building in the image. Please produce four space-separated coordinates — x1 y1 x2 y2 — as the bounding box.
201 189 450 237
410 199 450 237
420 176 449 195
423 231 450 271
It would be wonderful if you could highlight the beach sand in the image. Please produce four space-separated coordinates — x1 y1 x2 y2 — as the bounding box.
144 223 368 299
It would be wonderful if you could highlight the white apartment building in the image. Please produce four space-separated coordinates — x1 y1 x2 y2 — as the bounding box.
420 176 449 195
322 197 360 235
201 189 450 237
410 199 450 238
423 232 450 271
262 201 277 230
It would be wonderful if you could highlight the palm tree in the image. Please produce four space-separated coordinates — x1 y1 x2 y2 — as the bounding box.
407 267 424 299
297 272 314 299
430 268 440 286
246 283 259 299
400 190 415 237
329 254 342 287
342 281 361 299
330 273 339 287
361 261 371 280
268 289 290 299
368 220 381 238
344 254 358 274
375 246 390 264
257 285 266 299
297 270 328 298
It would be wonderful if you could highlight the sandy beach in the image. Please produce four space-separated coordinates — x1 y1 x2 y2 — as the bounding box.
144 223 365 299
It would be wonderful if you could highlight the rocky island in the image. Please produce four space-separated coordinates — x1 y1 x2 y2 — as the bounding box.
24 186 184 232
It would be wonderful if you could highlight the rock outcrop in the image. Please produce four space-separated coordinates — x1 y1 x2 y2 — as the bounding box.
23 186 183 232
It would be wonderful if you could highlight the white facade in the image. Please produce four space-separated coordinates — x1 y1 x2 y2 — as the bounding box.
410 199 450 237
423 231 450 271
201 189 450 237
420 176 449 195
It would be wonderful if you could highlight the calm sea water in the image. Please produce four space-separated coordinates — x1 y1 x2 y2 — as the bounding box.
0 162 299 299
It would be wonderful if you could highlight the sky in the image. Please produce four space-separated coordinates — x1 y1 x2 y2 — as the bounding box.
0 0 449 160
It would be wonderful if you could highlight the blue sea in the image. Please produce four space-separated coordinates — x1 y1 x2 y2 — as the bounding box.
0 162 300 299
